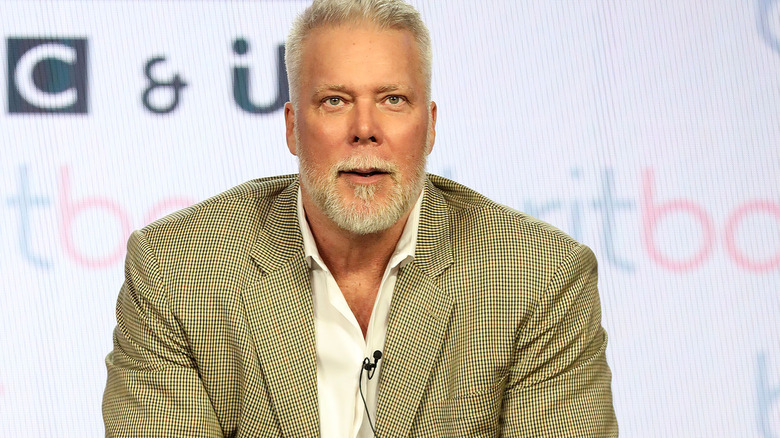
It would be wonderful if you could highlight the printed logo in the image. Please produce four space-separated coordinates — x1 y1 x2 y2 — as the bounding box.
7 37 88 114
759 0 780 55
232 38 289 114
142 56 187 114
522 167 780 273
758 353 780 437
4 164 194 269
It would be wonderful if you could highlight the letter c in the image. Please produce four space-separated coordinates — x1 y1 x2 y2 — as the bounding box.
14 43 78 109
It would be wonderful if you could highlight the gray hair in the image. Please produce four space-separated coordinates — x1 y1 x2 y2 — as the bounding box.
285 0 432 106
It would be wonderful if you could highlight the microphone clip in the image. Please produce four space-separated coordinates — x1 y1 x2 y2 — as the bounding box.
362 350 382 380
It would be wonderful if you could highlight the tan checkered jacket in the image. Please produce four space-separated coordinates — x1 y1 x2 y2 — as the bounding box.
103 174 617 437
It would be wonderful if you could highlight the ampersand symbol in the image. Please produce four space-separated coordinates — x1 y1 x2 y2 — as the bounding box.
142 56 187 114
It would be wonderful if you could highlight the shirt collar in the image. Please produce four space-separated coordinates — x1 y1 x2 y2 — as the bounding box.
296 186 424 272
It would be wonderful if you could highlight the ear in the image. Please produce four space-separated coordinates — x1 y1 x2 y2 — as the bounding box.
426 101 437 155
284 102 297 156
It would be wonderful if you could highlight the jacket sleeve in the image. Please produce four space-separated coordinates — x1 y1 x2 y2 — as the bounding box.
499 243 618 437
102 230 223 437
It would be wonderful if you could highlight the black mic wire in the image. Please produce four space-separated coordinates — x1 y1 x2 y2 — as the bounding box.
359 350 382 437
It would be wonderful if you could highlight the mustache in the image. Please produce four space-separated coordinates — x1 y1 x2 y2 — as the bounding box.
335 155 399 174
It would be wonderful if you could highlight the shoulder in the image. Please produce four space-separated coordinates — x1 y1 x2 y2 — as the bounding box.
122 174 300 311
427 174 582 260
424 176 600 343
141 175 298 235
137 174 297 244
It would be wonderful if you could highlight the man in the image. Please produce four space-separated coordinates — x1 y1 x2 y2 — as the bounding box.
103 0 618 436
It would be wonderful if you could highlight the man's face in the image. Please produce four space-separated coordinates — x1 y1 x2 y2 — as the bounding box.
285 22 436 235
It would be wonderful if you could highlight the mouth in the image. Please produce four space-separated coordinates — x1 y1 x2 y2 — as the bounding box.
340 168 390 178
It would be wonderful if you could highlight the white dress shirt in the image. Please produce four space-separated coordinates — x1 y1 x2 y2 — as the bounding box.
297 188 423 438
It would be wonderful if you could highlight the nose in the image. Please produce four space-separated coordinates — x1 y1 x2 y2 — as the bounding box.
350 99 382 146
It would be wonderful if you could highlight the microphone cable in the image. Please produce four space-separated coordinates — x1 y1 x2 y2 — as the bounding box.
359 350 382 437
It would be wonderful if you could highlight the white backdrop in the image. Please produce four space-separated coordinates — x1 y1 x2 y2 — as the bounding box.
1 1 779 436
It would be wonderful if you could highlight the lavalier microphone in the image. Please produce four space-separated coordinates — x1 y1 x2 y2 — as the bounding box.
359 350 383 436
362 350 383 379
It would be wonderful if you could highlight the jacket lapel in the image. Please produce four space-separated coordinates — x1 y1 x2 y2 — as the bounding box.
241 181 320 436
375 179 455 437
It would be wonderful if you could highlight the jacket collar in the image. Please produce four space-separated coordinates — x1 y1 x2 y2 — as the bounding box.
413 177 454 277
375 177 455 437
243 180 320 436
249 180 305 274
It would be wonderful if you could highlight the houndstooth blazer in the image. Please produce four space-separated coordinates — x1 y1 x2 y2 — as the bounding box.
103 174 618 437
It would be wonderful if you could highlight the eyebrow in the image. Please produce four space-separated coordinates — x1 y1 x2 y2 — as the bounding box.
312 84 412 95
313 84 348 95
376 84 401 93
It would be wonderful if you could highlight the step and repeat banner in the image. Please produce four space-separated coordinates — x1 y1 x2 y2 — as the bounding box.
1 1 779 436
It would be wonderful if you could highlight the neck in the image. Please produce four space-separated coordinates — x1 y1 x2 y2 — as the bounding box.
301 194 413 279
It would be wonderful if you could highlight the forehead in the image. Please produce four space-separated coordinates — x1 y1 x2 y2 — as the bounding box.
299 23 423 90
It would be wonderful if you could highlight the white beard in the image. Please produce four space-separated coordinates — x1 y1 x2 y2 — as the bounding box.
298 151 426 235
